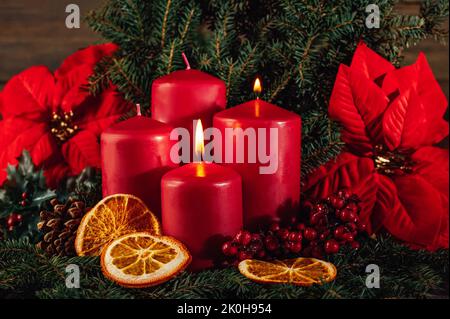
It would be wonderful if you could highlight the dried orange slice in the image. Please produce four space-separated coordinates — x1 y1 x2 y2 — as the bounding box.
238 258 337 286
101 232 191 287
75 194 161 256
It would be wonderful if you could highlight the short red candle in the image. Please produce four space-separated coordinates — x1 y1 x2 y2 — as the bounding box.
101 112 177 218
151 54 226 133
161 120 242 271
161 162 242 271
213 92 301 230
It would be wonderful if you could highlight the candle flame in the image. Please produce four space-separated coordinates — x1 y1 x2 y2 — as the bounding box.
253 77 262 95
194 119 204 161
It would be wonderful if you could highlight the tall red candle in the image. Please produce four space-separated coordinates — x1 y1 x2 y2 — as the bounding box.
213 79 301 230
151 54 226 133
101 106 177 218
161 121 243 271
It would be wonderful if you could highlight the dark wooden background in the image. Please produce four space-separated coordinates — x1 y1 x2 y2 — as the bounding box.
0 0 448 98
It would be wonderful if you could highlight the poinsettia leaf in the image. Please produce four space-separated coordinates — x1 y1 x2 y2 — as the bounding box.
0 66 54 120
61 130 101 175
53 44 118 113
329 65 389 156
350 42 395 82
304 152 379 233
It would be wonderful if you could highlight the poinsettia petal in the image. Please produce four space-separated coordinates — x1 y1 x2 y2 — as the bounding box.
350 42 395 82
329 65 389 156
0 119 54 185
304 152 378 233
1 66 54 120
383 88 449 151
43 163 71 189
53 44 118 113
74 88 131 135
61 130 101 175
55 43 118 80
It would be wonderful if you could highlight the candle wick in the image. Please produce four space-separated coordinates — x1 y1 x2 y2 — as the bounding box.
136 104 142 116
182 52 191 70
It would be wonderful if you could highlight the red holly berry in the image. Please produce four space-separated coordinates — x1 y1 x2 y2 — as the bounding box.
339 210 352 222
296 223 306 231
329 195 345 209
342 233 354 242
6 216 15 227
222 241 238 256
350 241 360 250
264 236 279 251
309 212 323 225
235 230 252 246
21 192 28 200
290 241 302 253
20 200 27 207
277 228 290 241
288 231 303 242
8 226 15 232
333 225 346 239
238 251 252 261
324 239 340 254
269 222 281 233
338 189 351 200
303 228 318 241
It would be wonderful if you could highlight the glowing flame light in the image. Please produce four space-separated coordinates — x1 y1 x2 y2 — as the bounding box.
253 77 262 95
194 119 205 161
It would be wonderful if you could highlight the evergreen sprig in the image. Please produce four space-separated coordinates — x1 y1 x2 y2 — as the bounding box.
0 235 447 299
86 0 448 175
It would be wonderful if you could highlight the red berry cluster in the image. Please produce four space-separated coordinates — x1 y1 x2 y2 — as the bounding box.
222 189 367 263
6 213 23 232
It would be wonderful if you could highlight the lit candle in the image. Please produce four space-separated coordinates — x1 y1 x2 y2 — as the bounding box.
213 78 301 230
161 120 243 271
101 105 177 218
151 53 226 134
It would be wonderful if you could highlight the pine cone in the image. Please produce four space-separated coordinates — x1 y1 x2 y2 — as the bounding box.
37 198 87 256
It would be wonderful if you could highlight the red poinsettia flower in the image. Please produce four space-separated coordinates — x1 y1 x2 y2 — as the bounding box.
0 43 131 188
305 43 449 251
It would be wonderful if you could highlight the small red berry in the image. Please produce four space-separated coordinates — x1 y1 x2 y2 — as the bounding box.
8 225 15 232
296 223 306 231
277 228 290 241
238 251 252 261
339 210 352 222
288 231 303 242
222 241 238 256
14 214 23 223
269 222 281 232
342 233 354 242
290 242 302 253
333 226 346 239
21 192 28 200
338 189 351 200
264 236 279 251
309 212 323 225
256 250 266 259
350 241 360 250
303 228 318 241
324 239 340 254
357 223 367 232
7 216 15 227
235 230 252 246
20 200 27 207
330 195 345 209
251 233 261 242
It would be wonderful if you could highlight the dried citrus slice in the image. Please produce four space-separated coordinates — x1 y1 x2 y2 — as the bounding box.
75 194 161 256
101 232 191 287
238 257 337 286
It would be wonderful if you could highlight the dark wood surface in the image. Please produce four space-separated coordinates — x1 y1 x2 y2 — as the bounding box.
0 0 448 98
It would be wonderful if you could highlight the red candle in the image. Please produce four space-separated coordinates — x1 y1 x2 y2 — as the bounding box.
101 105 177 218
161 120 243 271
151 53 226 133
213 79 301 230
